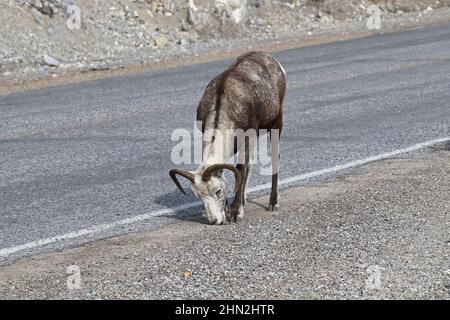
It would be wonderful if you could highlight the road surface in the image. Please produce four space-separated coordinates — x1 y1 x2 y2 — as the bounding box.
0 24 449 265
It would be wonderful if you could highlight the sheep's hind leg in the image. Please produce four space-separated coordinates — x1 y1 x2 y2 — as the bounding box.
268 124 281 211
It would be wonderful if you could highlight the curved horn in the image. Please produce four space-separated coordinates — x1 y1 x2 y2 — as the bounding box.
169 169 195 195
202 164 241 194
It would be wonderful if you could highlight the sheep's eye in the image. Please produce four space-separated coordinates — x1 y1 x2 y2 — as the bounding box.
215 189 221 197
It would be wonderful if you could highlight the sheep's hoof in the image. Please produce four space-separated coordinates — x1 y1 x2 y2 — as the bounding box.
229 208 243 224
267 203 279 211
234 215 244 224
226 213 237 224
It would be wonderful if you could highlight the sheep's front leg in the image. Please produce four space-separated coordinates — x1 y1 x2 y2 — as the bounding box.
229 164 247 222
268 173 279 211
229 137 253 222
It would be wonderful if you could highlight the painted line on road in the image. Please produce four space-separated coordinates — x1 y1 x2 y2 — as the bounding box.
1 136 449 259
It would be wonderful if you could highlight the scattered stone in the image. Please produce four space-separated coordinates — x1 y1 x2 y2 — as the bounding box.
317 11 334 28
42 54 60 66
386 2 396 12
215 0 248 24
176 39 187 46
187 0 210 27
153 35 169 47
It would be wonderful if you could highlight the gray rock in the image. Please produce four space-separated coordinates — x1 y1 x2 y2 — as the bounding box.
176 38 187 46
215 0 248 25
42 54 60 66
187 0 210 27
153 35 169 47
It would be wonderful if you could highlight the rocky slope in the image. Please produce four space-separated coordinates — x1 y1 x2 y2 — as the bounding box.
1 0 449 84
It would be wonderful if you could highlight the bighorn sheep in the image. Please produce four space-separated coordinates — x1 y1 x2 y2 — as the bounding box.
169 51 286 225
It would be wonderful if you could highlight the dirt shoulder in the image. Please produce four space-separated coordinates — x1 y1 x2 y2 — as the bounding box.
0 147 448 299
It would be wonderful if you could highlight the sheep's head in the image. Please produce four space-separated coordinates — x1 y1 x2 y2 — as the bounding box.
169 164 241 225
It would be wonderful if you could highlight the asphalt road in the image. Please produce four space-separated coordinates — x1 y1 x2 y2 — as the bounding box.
1 24 450 264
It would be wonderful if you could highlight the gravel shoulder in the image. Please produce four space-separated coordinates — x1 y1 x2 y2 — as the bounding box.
0 147 448 299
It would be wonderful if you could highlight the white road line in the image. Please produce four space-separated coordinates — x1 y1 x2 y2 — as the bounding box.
1 136 449 259
249 136 450 193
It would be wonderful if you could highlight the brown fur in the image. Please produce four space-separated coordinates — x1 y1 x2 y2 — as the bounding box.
197 51 285 132
197 51 286 220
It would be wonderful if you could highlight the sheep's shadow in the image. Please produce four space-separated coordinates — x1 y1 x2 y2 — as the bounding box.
154 189 210 224
247 198 267 210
